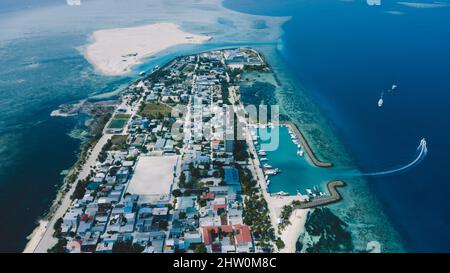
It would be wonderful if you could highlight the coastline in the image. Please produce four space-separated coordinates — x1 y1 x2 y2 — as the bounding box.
278 209 309 253
24 133 112 253
84 22 211 76
23 109 114 252
257 46 406 252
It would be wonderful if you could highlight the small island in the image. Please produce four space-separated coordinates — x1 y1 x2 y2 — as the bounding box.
25 47 345 254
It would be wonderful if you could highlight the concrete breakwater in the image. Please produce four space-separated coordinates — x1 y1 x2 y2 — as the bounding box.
283 121 333 168
294 181 346 209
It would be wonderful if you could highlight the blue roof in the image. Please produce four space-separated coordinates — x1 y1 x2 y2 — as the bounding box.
224 167 240 185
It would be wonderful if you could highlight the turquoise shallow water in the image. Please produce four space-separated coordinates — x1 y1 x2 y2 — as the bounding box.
257 127 342 195
240 45 405 252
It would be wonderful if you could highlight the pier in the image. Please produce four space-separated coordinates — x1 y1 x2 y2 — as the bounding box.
293 181 346 209
283 121 333 168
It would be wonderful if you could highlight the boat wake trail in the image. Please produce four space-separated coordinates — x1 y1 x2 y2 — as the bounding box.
345 138 428 177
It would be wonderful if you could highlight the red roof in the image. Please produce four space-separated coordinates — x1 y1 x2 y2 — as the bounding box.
80 214 94 223
202 227 215 245
211 140 220 146
221 225 233 233
234 224 252 244
203 192 215 200
213 204 226 211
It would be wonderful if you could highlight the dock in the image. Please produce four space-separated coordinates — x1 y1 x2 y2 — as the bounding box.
283 121 333 168
294 181 346 209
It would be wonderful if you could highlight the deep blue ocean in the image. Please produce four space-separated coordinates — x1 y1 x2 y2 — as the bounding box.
224 0 450 252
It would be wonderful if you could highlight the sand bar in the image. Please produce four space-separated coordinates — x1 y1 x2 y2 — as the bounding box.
84 22 211 76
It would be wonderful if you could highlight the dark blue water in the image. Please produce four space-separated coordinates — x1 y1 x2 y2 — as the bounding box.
224 0 450 252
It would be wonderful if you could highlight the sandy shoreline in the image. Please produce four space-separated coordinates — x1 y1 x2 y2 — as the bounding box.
278 209 309 253
23 133 112 253
84 22 211 76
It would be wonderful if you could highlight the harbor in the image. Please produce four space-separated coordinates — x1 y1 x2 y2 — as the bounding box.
251 123 343 200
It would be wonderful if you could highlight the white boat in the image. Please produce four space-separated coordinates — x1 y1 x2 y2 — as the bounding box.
260 157 268 161
139 71 146 76
258 151 267 156
306 188 313 195
267 180 270 186
275 191 289 196
263 164 273 169
265 168 280 175
378 91 384 107
297 149 304 157
378 98 383 107
391 84 397 91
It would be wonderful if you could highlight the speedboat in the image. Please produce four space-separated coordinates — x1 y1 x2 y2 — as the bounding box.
391 84 397 91
276 191 289 196
378 98 383 107
263 164 273 169
306 188 313 195
258 151 267 156
297 149 304 157
260 157 268 161
378 91 384 107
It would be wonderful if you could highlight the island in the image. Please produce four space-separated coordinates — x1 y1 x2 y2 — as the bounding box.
24 47 345 254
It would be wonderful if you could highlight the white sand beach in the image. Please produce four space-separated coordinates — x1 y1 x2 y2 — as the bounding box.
84 22 211 76
279 209 309 253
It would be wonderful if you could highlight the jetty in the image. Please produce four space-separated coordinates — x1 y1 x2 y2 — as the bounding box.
284 121 333 168
294 181 346 209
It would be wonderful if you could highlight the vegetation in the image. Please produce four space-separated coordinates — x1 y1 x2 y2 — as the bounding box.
172 189 182 197
236 165 257 196
113 113 131 119
233 140 249 161
278 205 293 232
275 238 285 250
112 240 145 253
193 243 207 253
47 237 67 253
243 192 275 250
70 176 91 200
138 102 172 119
98 139 113 163
110 135 128 150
